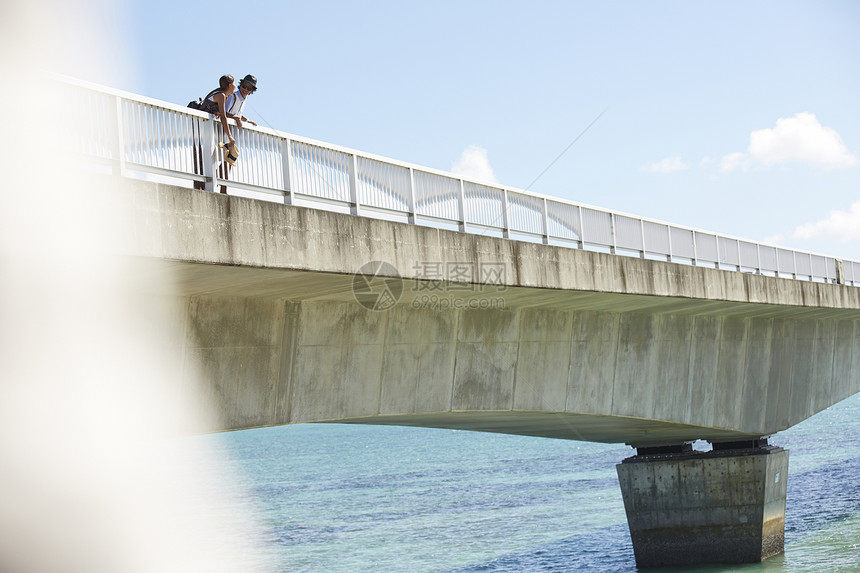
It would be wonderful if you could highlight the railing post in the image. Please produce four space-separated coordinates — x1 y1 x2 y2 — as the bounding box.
202 119 218 192
756 244 762 275
735 241 742 272
609 213 617 255
457 179 467 232
156 106 167 170
407 168 416 225
639 219 646 259
541 198 549 245
665 225 673 262
501 190 511 239
577 206 585 249
691 231 698 266
108 95 127 177
714 235 721 269
348 154 360 216
280 138 293 205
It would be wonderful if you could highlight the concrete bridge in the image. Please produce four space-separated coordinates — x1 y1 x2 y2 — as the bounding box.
66 76 860 567
122 178 860 567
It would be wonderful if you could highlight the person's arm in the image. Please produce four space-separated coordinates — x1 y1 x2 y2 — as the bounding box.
214 93 234 145
241 115 257 127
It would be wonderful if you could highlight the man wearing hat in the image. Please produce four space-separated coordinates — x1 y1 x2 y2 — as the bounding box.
225 74 258 128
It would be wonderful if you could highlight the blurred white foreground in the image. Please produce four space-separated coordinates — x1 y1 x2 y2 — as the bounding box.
0 2 271 571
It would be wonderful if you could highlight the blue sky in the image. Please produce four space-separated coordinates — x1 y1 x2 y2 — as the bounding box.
67 0 860 260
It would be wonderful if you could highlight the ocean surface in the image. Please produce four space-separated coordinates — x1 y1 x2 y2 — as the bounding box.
198 394 860 572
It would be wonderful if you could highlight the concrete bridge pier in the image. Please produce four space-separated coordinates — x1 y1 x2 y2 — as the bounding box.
616 440 788 568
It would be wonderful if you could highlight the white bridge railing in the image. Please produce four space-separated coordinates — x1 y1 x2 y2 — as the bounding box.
60 76 860 287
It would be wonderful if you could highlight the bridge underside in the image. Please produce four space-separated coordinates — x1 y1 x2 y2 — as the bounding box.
136 257 860 447
325 411 763 444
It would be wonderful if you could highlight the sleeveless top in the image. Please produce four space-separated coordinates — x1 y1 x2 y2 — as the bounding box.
201 89 226 114
225 90 247 118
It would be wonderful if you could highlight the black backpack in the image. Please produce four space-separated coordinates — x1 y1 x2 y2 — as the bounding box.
188 88 222 114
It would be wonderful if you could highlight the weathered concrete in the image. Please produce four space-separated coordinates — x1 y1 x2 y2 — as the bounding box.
617 446 789 567
117 179 860 445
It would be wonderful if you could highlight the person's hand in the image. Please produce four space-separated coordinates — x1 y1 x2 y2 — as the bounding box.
228 136 236 146
235 118 243 128
249 120 257 127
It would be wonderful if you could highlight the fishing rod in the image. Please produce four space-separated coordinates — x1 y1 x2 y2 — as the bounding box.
524 106 609 191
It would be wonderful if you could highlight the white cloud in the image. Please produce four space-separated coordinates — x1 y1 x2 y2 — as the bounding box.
721 112 857 172
750 112 857 168
451 145 499 184
794 201 860 242
643 155 690 174
720 151 751 173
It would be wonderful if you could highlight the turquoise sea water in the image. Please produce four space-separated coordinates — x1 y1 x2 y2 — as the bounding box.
202 394 860 572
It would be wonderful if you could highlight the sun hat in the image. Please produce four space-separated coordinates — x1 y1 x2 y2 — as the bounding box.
219 141 239 166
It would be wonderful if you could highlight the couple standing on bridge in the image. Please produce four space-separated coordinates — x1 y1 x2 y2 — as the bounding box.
192 73 259 193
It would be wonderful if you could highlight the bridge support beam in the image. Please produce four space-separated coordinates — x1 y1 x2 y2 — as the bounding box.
616 442 788 568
